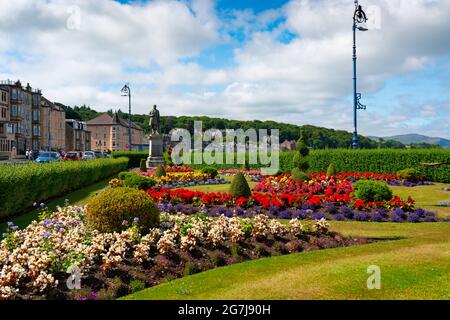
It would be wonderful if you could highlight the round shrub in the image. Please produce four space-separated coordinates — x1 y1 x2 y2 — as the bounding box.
123 174 156 190
327 163 336 177
139 159 147 172
229 172 251 198
201 166 219 178
295 140 310 157
352 180 393 202
397 168 419 182
155 165 167 178
291 168 311 181
86 187 160 233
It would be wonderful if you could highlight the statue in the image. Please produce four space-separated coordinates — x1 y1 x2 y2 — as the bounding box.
149 105 160 135
146 105 165 168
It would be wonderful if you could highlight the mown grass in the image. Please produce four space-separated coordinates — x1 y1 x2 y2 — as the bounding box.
391 183 450 218
182 175 257 193
123 222 450 300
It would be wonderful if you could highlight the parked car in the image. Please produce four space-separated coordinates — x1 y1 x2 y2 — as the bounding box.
35 152 62 163
82 151 96 160
64 152 80 161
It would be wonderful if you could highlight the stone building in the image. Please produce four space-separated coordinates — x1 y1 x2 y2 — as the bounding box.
86 113 144 152
40 97 66 151
65 119 91 151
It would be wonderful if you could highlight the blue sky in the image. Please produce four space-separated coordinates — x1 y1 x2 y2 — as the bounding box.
0 0 449 138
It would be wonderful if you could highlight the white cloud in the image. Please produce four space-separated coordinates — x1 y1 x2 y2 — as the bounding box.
0 0 449 138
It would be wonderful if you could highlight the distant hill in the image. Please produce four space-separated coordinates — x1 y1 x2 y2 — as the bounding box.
369 134 450 148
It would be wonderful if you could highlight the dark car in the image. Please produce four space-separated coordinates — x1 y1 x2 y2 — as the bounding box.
35 152 61 163
64 152 80 161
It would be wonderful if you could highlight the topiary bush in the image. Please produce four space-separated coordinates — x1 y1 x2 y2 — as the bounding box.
122 173 156 190
139 159 147 172
201 166 219 178
397 168 419 182
155 165 167 178
327 163 336 177
352 180 393 202
292 153 310 172
229 172 252 198
242 158 250 171
86 187 160 233
291 168 311 181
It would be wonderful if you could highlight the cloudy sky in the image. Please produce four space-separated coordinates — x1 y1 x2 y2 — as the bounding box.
0 0 449 138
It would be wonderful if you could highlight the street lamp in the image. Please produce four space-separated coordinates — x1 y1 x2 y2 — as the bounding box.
121 83 132 152
352 0 368 149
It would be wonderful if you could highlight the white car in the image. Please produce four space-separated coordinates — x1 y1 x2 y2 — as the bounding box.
82 151 96 160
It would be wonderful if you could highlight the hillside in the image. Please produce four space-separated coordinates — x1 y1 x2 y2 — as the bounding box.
370 134 449 148
58 104 409 150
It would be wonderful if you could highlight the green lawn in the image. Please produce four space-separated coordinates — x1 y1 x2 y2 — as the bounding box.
123 222 450 300
0 177 112 233
391 183 450 218
182 175 257 193
123 180 450 300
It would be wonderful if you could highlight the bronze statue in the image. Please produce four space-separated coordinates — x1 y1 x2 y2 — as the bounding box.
149 105 160 135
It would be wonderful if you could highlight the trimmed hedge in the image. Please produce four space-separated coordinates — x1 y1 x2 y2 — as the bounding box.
112 151 148 168
0 158 128 219
112 150 450 182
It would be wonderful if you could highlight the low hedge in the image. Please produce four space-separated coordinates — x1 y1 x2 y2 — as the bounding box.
0 158 128 219
112 150 450 182
112 151 148 168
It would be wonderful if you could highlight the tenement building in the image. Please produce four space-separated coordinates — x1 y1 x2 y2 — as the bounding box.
86 113 144 152
65 119 91 151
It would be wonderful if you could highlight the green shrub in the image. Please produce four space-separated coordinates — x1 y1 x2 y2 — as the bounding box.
352 180 393 202
129 279 146 293
155 165 167 178
0 158 128 219
86 187 160 233
291 168 311 181
292 153 310 172
327 163 336 177
397 168 419 182
122 173 156 190
118 171 134 180
201 167 219 178
139 159 147 172
296 140 310 157
229 172 251 198
242 158 250 171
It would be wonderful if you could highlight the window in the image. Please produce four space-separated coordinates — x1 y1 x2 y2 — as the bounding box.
112 141 116 147
11 105 18 117
112 133 116 139
0 108 7 119
1 91 7 102
0 139 11 152
11 89 17 100
33 125 40 136
0 124 3 134
32 110 40 121
7 123 14 134
32 95 40 107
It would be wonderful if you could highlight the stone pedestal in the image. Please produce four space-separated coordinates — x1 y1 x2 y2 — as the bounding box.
146 134 165 168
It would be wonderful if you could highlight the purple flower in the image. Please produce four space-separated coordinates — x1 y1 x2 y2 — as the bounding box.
371 212 384 222
43 231 52 238
122 220 129 226
324 203 338 214
44 220 52 226
291 210 308 220
312 211 326 220
424 216 437 222
233 207 245 216
277 210 291 219
414 208 426 217
333 214 345 221
133 217 140 223
354 211 369 222
393 208 407 219
407 212 421 223
340 206 354 219
390 213 403 223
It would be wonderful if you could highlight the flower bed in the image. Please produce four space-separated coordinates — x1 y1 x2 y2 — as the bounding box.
219 169 262 176
0 206 368 300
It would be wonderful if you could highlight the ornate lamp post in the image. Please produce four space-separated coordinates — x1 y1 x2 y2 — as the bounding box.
352 0 368 149
121 83 132 151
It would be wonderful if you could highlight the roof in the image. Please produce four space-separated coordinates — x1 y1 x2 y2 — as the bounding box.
86 113 143 131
